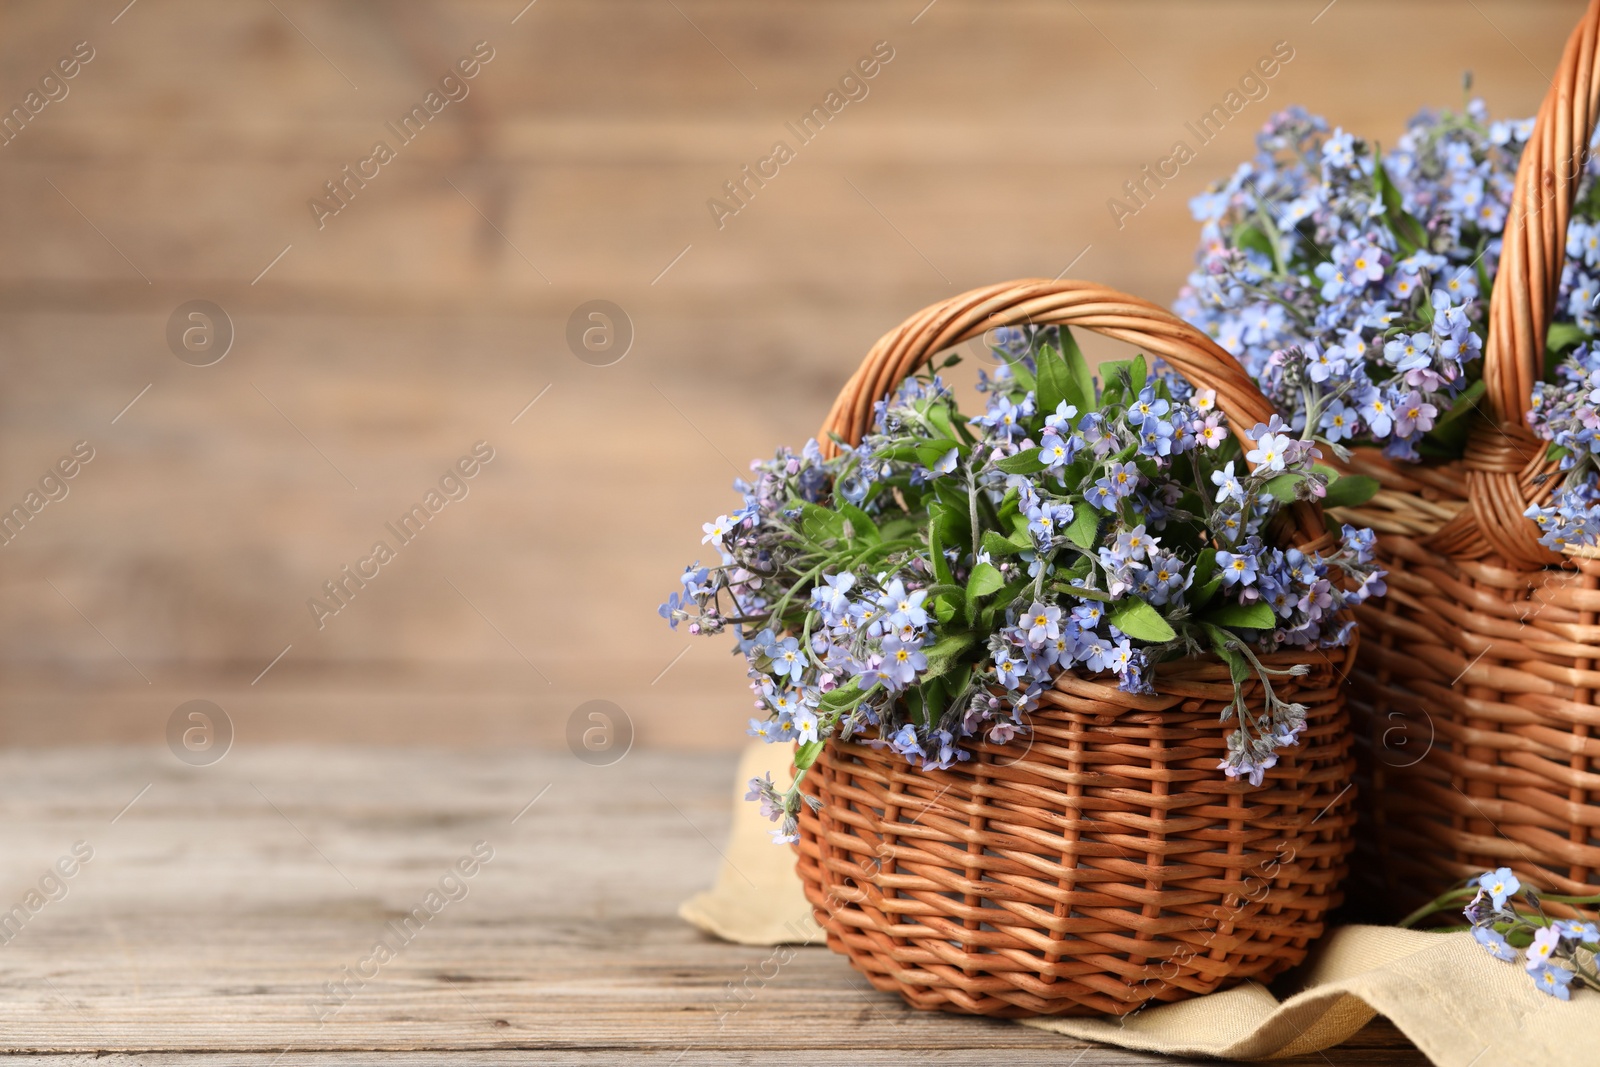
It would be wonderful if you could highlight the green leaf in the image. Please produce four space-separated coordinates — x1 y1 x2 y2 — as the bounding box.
1189 547 1222 609
932 594 957 625
996 449 1050 476
1548 321 1588 354
820 680 863 708
982 530 1024 557
926 402 957 440
966 562 1005 603
1064 504 1101 551
928 521 953 586
1060 554 1093 582
1374 159 1428 254
840 503 879 544
800 502 846 543
1035 342 1072 417
914 677 946 729
1202 623 1251 685
913 439 961 470
1052 582 1112 603
1264 473 1302 503
878 515 918 541
921 631 978 681
945 664 972 706
1323 473 1381 508
980 575 1034 631
1204 601 1277 630
999 352 1035 391
1234 222 1276 263
929 499 966 547
1431 378 1486 430
1129 354 1148 396
1108 598 1177 643
1010 510 1035 543
1191 575 1223 609
794 739 824 771
1096 358 1139 408
1058 327 1095 411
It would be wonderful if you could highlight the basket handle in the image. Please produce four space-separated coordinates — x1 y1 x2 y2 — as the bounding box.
1485 0 1600 427
817 278 1327 546
1467 0 1600 565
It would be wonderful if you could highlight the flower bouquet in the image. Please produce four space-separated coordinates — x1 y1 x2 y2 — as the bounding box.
1172 18 1600 919
664 280 1375 1016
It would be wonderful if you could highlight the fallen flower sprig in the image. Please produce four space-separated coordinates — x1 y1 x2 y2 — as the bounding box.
1400 868 1600 1000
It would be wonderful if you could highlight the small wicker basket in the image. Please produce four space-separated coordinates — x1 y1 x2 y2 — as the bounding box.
1340 0 1600 922
793 280 1357 1017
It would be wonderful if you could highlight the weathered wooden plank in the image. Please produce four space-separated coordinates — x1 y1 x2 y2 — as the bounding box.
0 1037 1431 1067
0 748 1425 1062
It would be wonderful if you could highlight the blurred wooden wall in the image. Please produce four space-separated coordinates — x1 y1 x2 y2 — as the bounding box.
0 0 1580 747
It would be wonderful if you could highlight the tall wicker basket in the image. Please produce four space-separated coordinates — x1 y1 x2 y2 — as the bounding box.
793 280 1357 1017
1340 2 1600 921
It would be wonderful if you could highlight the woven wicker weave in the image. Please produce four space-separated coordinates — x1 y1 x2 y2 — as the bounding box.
1341 1 1600 922
793 279 1356 1017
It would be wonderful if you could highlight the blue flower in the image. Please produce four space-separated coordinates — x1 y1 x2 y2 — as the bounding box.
1128 387 1171 427
1022 601 1061 647
1103 461 1140 498
1473 924 1518 961
1530 963 1576 1000
1393 391 1438 437
1027 502 1073 546
658 592 684 629
813 571 857 616
766 635 805 680
1216 548 1259 587
1212 460 1246 505
1246 431 1293 472
702 514 734 545
1477 867 1521 910
1078 634 1117 673
1360 390 1395 438
1039 433 1076 470
993 647 1024 688
887 723 922 760
1525 925 1562 971
791 704 820 744
877 579 929 629
880 635 927 687
1137 418 1175 457
680 565 712 596
1319 403 1357 446
1044 400 1079 435
1114 524 1155 562
1383 332 1433 372
744 773 783 819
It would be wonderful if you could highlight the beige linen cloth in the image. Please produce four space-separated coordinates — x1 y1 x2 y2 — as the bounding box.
680 743 1600 1066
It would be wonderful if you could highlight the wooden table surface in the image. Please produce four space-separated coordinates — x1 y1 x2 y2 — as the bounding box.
0 746 1426 1065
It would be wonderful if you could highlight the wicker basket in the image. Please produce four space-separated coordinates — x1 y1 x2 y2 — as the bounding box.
1340 1 1600 923
793 279 1357 1017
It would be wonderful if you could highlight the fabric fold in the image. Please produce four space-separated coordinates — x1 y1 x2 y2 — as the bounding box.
681 742 1600 1066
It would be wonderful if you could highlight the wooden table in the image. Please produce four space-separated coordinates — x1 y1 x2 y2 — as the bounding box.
0 746 1425 1065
